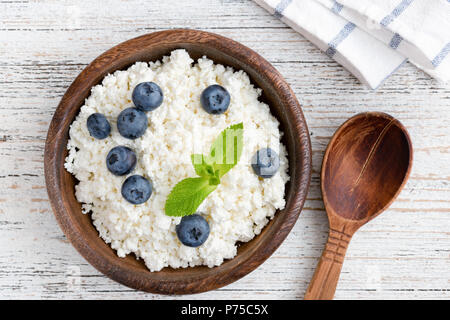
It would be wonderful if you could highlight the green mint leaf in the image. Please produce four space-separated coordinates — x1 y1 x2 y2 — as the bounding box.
208 176 220 185
207 122 244 178
165 177 217 217
165 123 244 217
191 154 212 177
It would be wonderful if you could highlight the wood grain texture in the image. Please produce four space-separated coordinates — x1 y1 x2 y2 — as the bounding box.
305 112 413 299
0 0 449 299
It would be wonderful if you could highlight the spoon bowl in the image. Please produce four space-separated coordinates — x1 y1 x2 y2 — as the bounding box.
323 112 412 222
305 112 413 300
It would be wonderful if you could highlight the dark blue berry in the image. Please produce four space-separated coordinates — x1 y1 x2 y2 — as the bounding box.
121 175 152 205
86 113 111 139
106 146 137 176
200 85 230 115
117 107 148 139
251 148 280 178
176 214 210 247
132 82 164 112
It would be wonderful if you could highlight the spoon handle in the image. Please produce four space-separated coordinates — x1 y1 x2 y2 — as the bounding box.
304 228 352 300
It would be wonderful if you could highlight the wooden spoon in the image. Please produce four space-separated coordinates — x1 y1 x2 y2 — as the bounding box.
304 112 413 300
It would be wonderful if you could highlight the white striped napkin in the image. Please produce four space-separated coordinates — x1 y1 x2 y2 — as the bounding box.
254 0 450 89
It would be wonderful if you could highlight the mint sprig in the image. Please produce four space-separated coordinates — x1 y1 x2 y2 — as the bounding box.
206 122 244 178
164 177 217 217
165 123 244 217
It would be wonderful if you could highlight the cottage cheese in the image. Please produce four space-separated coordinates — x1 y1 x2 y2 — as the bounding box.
65 49 289 271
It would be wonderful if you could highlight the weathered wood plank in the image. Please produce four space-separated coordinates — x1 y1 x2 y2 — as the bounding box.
0 0 449 299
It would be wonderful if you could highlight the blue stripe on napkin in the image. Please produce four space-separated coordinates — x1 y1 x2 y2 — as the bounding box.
331 1 344 14
274 0 292 18
325 22 356 58
431 42 450 67
380 0 415 27
389 33 403 49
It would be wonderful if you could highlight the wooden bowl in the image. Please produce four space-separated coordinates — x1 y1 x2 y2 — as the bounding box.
44 29 312 294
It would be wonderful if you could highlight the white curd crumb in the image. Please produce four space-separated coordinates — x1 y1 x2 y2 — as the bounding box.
65 49 289 271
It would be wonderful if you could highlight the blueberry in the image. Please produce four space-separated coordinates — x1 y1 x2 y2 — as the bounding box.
251 148 280 178
86 113 111 139
117 107 148 139
132 82 164 112
121 175 152 205
200 84 230 115
176 214 210 247
106 146 137 176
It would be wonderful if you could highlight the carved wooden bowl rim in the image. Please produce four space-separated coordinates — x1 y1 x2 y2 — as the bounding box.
44 29 312 294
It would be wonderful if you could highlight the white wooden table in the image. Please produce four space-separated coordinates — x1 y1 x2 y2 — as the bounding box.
0 0 449 300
